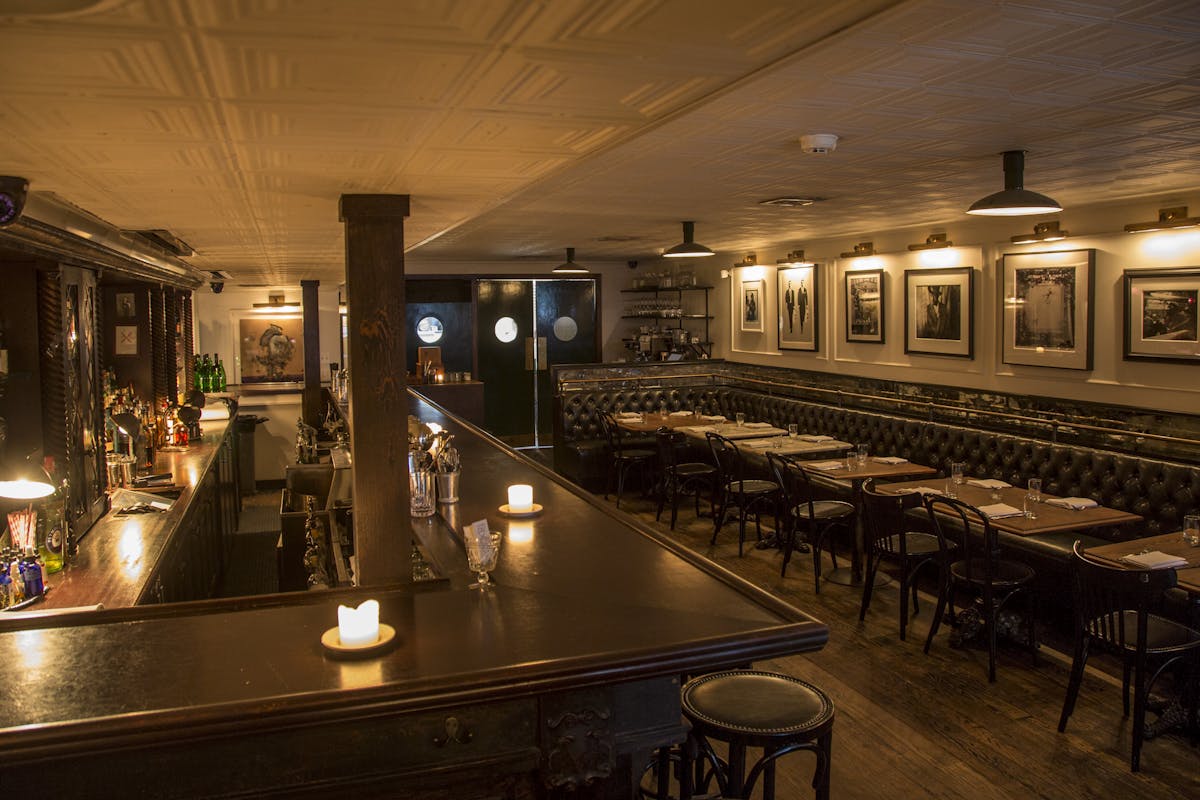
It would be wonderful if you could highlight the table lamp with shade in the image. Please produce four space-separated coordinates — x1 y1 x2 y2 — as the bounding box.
1 452 67 575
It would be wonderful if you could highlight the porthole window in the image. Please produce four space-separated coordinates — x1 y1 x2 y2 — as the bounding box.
552 316 578 342
494 316 518 343
415 316 444 344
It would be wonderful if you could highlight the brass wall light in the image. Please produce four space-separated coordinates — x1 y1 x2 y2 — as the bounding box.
1011 221 1069 244
1123 206 1200 233
776 249 815 266
966 150 1062 216
839 242 875 259
907 233 953 251
663 221 715 258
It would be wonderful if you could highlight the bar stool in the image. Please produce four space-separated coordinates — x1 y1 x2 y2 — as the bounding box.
681 669 834 800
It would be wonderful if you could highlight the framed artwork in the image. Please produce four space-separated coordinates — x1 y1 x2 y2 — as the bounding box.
114 324 138 356
778 265 817 351
904 267 974 358
115 292 136 319
740 278 764 333
1123 267 1200 363
1001 249 1095 370
234 313 304 386
845 268 884 344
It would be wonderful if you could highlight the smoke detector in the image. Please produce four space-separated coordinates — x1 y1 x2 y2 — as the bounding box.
799 134 839 154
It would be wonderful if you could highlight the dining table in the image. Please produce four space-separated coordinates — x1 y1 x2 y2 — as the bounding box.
611 411 723 433
799 457 938 585
1083 531 1200 597
735 436 853 458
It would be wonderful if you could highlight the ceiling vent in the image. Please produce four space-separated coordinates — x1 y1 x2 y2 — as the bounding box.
759 197 826 208
799 133 839 154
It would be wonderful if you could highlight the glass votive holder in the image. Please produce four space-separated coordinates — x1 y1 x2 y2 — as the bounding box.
735 412 746 427
857 444 869 465
787 423 798 437
1183 514 1200 546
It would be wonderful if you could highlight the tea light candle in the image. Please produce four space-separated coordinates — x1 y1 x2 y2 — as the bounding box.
507 484 533 513
337 599 380 647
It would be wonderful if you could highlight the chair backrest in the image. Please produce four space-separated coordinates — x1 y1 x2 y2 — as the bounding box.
766 451 813 521
655 427 682 469
1067 540 1178 653
598 411 624 456
924 493 997 584
861 479 930 558
706 432 745 485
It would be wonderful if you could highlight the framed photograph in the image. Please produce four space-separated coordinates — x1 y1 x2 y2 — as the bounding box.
1002 249 1095 370
114 325 138 356
1123 267 1200 363
115 292 136 319
904 267 974 358
234 313 304 386
845 268 884 344
740 278 764 333
778 265 817 350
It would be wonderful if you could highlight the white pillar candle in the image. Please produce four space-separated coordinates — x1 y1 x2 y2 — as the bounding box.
337 599 380 647
508 484 533 512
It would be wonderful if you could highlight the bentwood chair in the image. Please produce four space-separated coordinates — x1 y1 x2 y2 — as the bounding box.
654 428 717 530
766 452 855 592
706 433 780 556
923 494 1038 682
1058 541 1200 772
599 411 655 508
859 481 956 648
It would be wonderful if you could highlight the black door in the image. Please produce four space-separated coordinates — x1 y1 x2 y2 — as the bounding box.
534 279 597 440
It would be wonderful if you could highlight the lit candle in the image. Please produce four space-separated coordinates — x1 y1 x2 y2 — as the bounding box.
507 484 533 513
337 599 380 647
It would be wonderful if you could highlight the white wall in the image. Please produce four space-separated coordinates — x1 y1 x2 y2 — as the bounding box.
705 194 1200 416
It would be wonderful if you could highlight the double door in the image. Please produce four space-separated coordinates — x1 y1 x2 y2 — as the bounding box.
475 279 597 447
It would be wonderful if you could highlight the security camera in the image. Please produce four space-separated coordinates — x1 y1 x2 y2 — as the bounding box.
0 176 30 227
627 260 638 270
210 281 224 294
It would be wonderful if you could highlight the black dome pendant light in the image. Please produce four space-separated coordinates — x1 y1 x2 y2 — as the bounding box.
663 221 715 258
552 247 588 274
966 150 1062 216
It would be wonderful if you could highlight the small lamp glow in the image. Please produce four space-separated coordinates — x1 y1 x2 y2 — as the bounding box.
337 599 380 647
0 479 55 500
507 484 533 513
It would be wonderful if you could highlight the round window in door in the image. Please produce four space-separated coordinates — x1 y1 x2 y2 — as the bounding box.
494 316 518 343
416 315 444 344
552 316 578 342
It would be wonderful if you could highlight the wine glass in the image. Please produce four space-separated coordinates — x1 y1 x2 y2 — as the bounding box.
735 412 746 427
787 423 799 437
1024 479 1042 519
857 444 869 465
951 462 965 486
466 531 503 587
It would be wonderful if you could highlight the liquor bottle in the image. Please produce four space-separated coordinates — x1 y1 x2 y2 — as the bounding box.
215 356 227 392
192 354 202 392
200 353 213 392
38 478 66 574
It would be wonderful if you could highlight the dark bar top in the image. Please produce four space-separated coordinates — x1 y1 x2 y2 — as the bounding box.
0 392 827 774
27 417 233 611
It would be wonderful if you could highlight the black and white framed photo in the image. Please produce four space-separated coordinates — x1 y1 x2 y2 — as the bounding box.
1002 249 1095 370
778 265 817 350
740 278 764 333
1123 267 1200 363
845 268 884 344
904 267 974 358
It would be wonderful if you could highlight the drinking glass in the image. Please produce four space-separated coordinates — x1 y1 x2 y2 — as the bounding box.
1183 514 1200 547
735 412 746 427
857 444 869 465
1027 478 1042 503
787 423 798 438
951 462 965 485
944 478 956 499
409 468 436 517
694 407 703 419
466 530 503 587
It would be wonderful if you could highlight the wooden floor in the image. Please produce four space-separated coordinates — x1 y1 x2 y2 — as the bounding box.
602 492 1200 800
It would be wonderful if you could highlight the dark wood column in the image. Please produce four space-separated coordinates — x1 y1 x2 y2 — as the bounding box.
338 194 410 586
149 285 168 407
301 279 321 427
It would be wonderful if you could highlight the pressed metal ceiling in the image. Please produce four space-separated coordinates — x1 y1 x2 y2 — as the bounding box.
1 0 1198 285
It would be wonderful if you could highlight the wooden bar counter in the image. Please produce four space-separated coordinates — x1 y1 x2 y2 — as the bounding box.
0 392 828 799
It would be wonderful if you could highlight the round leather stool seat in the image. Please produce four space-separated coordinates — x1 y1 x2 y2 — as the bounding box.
680 670 834 800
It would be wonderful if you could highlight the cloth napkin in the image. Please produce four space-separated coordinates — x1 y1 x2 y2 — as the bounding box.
806 460 845 470
798 434 834 442
1044 496 1099 510
872 456 908 464
968 478 1011 489
978 503 1025 519
742 421 771 429
701 415 726 423
669 410 693 417
895 486 943 495
1120 551 1188 569
744 439 776 449
615 412 642 419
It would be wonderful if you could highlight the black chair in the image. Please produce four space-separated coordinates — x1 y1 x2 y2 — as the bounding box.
654 428 717 530
859 481 956 648
706 433 780 556
1058 541 1200 772
923 494 1038 682
766 452 855 592
598 411 655 508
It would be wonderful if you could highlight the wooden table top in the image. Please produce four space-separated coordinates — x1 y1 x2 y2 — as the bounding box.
802 459 937 483
879 479 1143 537
680 422 790 440
613 412 719 432
736 437 853 458
1085 532 1200 596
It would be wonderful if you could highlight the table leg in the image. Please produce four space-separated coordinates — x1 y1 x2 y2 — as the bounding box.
824 478 891 589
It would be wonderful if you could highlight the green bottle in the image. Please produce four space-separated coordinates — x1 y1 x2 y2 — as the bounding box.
215 356 227 392
200 354 213 392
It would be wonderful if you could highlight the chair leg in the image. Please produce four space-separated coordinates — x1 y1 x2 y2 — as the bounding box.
924 572 950 655
655 472 668 522
986 604 998 683
711 493 727 542
898 565 910 642
812 534 823 594
1132 662 1147 772
1058 636 1089 732
814 730 833 800
859 552 876 621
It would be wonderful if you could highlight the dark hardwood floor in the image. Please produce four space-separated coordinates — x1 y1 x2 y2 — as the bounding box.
603 491 1199 799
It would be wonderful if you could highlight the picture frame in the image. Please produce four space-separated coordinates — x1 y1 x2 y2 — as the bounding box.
778 265 817 351
233 312 304 387
1122 267 1200 363
115 292 136 319
1001 249 1095 370
740 278 764 333
904 267 974 358
844 268 884 344
114 324 138 356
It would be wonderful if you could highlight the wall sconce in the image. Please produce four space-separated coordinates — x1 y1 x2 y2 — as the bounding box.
1124 206 1200 233
839 242 875 259
907 233 952 251
252 294 300 313
776 250 815 267
1011 221 1069 244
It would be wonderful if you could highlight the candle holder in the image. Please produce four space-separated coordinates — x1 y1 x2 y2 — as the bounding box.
499 484 542 517
321 599 397 658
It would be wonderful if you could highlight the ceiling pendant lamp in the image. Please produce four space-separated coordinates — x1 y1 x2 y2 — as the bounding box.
966 150 1062 216
551 247 589 274
663 221 715 258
